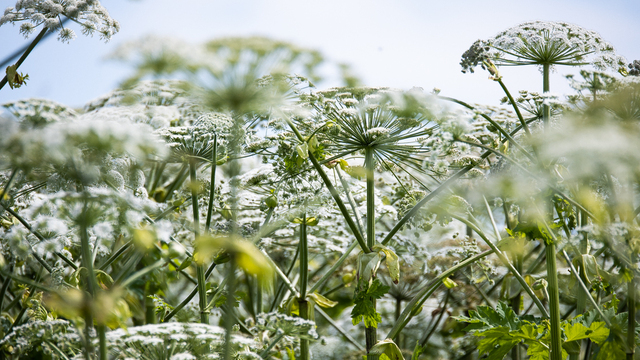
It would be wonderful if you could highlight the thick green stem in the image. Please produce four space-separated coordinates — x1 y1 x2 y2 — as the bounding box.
364 148 378 359
223 256 237 360
365 148 375 249
543 63 551 128
628 272 636 360
299 300 310 360
190 161 209 324
79 200 106 360
299 215 308 298
298 215 310 360
546 242 563 360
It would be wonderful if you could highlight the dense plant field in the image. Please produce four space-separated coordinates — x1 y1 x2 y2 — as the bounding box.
1 2 640 360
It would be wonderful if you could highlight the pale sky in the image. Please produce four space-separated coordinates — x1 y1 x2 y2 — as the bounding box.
1 0 639 108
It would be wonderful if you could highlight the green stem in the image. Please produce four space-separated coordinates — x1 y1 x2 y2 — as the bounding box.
309 240 359 294
336 167 365 235
365 148 375 249
223 256 237 360
205 134 218 233
163 261 217 322
0 27 48 91
298 214 310 360
284 118 369 253
365 148 378 359
189 161 209 324
497 79 532 136
439 96 535 162
260 331 286 358
315 305 366 351
456 138 596 220
418 290 450 349
79 200 106 360
546 242 563 360
627 273 636 360
0 262 14 312
470 199 550 317
386 250 494 340
543 64 551 128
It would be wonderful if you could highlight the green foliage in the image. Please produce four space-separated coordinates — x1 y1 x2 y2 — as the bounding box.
351 278 390 328
456 303 617 360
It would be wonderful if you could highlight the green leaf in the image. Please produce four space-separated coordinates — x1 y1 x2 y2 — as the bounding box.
442 277 457 289
596 341 626 360
176 257 192 272
307 292 338 308
351 278 389 328
372 244 400 284
6 65 29 89
357 252 382 284
411 341 424 360
296 142 309 159
369 339 404 360
563 321 609 344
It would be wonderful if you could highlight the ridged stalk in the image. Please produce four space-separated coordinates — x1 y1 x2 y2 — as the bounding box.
365 148 378 359
223 256 237 360
571 210 589 360
628 270 636 360
543 63 551 128
79 200 107 360
299 215 310 360
190 161 209 324
546 241 563 360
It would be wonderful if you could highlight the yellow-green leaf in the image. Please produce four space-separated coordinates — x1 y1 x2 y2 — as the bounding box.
372 244 400 284
307 292 338 308
443 277 457 289
296 143 309 159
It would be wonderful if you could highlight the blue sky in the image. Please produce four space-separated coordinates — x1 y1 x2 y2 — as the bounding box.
1 0 639 108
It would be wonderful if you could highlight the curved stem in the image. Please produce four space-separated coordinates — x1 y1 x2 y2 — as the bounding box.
439 96 535 162
497 79 531 136
386 249 494 340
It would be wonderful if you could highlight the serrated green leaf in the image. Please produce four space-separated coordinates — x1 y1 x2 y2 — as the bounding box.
564 321 609 344
351 278 389 328
596 340 626 360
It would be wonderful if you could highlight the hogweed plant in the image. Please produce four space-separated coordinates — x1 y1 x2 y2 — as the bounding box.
1 4 640 360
